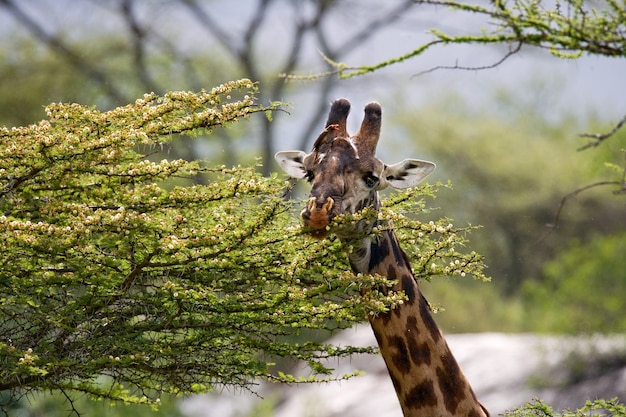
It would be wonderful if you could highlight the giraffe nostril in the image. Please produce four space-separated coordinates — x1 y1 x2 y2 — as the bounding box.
310 196 334 211
322 196 333 212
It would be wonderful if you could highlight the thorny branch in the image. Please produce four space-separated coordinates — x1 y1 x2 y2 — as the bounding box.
411 42 523 78
540 179 626 242
578 113 626 151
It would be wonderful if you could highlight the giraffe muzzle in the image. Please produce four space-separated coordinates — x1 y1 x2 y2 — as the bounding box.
302 196 334 233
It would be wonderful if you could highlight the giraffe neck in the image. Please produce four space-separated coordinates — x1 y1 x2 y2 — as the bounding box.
348 230 488 417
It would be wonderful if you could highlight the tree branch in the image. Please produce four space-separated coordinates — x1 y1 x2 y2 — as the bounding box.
120 0 161 94
411 41 523 78
578 113 626 151
539 180 626 242
178 0 239 55
335 0 625 78
0 0 128 103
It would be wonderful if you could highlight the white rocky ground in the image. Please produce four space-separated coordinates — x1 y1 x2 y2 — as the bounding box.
182 325 626 417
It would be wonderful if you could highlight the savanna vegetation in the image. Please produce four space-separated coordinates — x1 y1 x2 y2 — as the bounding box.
0 0 624 416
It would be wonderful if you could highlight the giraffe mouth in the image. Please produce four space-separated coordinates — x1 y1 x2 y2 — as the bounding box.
301 196 335 239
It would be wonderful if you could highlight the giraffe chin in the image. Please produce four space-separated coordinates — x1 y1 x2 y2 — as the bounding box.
305 211 330 240
308 229 328 240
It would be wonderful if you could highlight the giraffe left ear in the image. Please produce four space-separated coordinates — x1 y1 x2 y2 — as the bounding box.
275 150 308 179
382 159 436 189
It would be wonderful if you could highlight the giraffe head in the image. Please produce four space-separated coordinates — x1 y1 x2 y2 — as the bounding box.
275 98 435 238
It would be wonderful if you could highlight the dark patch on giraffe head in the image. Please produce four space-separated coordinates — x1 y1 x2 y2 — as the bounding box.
388 335 411 375
404 379 438 410
437 350 467 415
419 293 442 344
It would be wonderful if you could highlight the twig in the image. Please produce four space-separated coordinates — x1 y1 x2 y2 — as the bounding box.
122 252 157 291
58 388 82 417
578 113 626 151
411 42 522 78
538 180 624 242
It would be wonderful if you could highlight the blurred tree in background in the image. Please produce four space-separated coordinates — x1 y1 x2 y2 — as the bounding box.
394 93 626 296
0 0 416 174
523 233 626 334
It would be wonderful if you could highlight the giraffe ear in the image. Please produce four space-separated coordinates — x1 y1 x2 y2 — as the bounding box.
382 159 436 189
274 150 308 179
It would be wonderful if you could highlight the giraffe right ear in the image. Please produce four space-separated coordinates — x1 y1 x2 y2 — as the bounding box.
382 159 436 189
274 151 308 179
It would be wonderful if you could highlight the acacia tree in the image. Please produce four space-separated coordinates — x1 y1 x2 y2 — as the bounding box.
0 80 486 412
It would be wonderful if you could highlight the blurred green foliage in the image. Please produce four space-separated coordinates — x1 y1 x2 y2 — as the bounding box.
1 390 183 417
505 398 626 417
523 233 626 334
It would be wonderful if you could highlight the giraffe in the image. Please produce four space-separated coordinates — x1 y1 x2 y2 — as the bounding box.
275 99 489 417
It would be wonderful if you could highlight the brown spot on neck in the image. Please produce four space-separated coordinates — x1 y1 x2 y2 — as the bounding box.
404 379 438 410
406 316 431 366
419 293 442 344
437 351 468 415
388 335 411 375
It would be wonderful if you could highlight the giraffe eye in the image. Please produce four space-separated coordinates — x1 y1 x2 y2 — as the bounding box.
305 170 314 182
363 173 379 188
